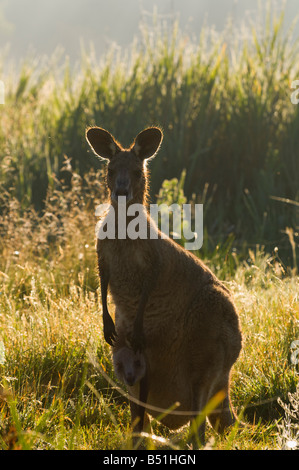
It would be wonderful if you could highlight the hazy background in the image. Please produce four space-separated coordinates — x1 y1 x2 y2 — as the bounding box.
0 0 299 65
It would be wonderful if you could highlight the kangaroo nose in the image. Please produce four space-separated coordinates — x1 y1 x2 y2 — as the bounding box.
125 373 135 386
115 187 129 197
115 175 130 198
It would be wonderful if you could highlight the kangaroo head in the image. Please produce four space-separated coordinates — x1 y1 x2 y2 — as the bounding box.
86 127 163 204
113 346 147 387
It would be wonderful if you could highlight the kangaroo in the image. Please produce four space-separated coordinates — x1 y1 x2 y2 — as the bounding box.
113 330 149 434
113 337 147 388
86 126 242 447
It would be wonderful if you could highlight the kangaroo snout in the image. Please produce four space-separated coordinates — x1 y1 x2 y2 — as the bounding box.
114 180 131 199
125 372 136 387
111 172 133 202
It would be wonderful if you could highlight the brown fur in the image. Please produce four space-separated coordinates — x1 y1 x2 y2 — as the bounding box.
113 332 147 388
86 126 242 447
112 329 149 435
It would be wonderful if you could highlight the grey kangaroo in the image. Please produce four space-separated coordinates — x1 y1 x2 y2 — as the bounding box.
86 126 242 447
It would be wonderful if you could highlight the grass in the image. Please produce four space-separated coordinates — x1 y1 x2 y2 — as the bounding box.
0 4 298 265
0 2 298 450
0 173 298 450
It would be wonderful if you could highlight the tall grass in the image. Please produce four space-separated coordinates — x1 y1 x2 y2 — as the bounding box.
0 4 299 450
0 172 298 449
0 5 298 264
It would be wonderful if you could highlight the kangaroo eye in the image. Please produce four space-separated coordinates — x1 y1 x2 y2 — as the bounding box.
134 360 141 367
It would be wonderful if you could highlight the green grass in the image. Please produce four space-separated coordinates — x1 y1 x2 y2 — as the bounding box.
0 3 299 450
0 176 298 450
0 4 298 265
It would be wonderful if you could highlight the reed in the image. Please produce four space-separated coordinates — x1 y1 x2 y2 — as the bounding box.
0 6 298 262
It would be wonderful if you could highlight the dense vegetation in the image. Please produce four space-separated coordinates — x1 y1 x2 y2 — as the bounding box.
0 171 298 450
0 7 298 450
0 9 298 264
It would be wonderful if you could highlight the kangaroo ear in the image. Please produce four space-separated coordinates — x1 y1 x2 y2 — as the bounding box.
132 127 163 161
86 127 122 160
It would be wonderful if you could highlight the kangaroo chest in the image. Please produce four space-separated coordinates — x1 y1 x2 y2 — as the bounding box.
101 240 148 296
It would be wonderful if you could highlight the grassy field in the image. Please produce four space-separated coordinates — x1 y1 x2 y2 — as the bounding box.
0 7 298 264
0 5 299 450
0 170 298 450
